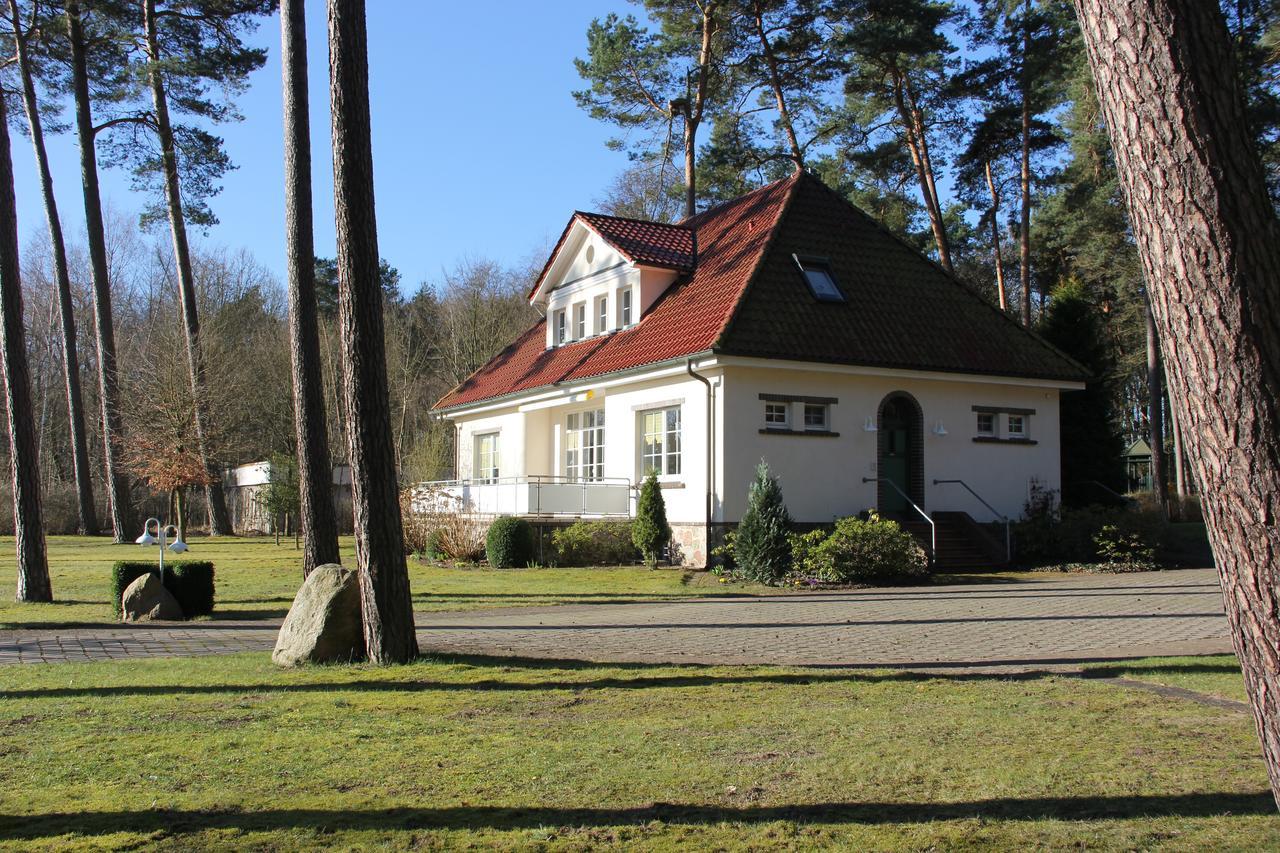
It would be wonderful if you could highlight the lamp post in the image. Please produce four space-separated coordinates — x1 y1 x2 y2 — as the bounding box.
136 516 189 583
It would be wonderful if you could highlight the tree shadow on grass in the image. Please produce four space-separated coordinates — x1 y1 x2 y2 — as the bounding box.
0 654 1236 700
0 793 1273 840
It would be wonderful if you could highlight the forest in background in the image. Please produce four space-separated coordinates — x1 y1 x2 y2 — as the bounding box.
2 0 1277 533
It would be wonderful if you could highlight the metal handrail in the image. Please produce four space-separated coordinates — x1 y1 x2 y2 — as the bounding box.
863 477 935 560
933 479 1011 563
1070 480 1136 505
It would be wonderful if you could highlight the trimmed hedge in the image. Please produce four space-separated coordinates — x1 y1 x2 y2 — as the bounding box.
486 516 535 568
551 521 638 566
111 561 216 618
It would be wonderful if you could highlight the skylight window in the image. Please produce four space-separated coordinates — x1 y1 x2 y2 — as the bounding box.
793 254 844 302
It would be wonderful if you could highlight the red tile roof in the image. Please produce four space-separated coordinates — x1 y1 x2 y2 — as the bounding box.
435 172 1086 411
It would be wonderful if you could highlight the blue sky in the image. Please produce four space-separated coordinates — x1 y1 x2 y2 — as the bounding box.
12 2 639 292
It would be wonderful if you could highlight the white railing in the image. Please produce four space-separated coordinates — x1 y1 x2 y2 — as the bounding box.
413 476 633 519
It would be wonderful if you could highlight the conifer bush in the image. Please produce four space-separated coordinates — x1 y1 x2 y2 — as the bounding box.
735 459 793 583
632 472 670 568
485 516 535 568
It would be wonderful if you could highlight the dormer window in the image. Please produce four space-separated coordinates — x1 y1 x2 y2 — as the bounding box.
574 303 587 339
596 296 608 334
555 309 567 345
793 254 844 302
619 288 633 327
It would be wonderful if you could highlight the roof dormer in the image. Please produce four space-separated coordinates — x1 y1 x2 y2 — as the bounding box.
530 212 696 348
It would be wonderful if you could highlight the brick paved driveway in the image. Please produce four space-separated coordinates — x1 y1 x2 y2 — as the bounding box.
0 569 1230 668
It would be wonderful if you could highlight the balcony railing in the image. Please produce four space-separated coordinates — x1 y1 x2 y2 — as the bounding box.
413 476 633 519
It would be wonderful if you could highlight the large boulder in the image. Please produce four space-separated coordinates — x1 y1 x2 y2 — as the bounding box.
272 563 365 666
121 572 184 622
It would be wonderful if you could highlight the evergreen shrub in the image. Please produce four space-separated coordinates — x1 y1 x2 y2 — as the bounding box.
812 514 928 583
110 561 216 617
735 460 792 584
632 472 670 568
486 516 535 568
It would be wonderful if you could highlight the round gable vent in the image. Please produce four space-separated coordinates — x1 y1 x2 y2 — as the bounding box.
585 244 596 263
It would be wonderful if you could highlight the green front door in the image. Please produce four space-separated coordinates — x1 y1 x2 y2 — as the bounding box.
881 426 910 512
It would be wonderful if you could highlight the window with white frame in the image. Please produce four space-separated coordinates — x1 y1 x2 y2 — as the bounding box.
474 433 500 483
976 412 996 436
596 295 609 334
555 309 567 345
640 406 681 477
565 409 605 481
574 302 587 339
803 402 829 431
619 288 633 327
1006 414 1027 437
764 401 789 428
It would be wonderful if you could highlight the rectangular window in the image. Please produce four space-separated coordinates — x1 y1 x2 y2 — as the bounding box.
474 433 499 484
619 288 633 327
596 295 609 334
1007 414 1026 437
641 406 681 477
555 310 567 345
565 409 605 481
574 303 586 339
803 403 829 431
793 255 845 302
764 402 789 428
976 412 996 436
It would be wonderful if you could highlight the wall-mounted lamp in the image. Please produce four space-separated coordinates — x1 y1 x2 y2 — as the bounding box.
932 420 948 436
863 416 877 432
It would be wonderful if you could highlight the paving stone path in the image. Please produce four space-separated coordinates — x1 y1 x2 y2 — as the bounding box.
0 569 1231 668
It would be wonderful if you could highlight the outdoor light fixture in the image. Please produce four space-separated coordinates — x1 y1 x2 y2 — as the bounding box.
863 416 878 432
136 517 190 582
932 420 948 436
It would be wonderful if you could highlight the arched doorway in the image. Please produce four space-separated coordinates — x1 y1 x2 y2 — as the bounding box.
877 392 924 513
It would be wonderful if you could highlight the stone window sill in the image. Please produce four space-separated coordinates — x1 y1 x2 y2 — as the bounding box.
759 428 841 438
972 436 1038 445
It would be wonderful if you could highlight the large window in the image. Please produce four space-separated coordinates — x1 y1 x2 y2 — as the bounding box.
474 433 500 483
640 406 681 477
565 409 605 481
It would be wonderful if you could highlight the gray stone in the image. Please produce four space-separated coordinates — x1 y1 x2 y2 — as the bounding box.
272 564 365 666
121 572 184 622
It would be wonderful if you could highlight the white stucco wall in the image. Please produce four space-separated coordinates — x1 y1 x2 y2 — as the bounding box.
444 359 1067 528
719 364 1066 524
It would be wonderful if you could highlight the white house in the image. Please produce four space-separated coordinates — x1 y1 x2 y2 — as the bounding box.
430 172 1088 567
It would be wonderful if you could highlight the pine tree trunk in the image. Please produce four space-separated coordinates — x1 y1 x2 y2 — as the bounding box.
1019 0 1033 328
283 0 340 577
142 0 231 535
1144 296 1168 511
10 0 97 536
751 1 802 170
0 90 50 602
1074 0 1280 807
892 73 953 272
67 1 131 543
328 0 417 663
984 160 1009 311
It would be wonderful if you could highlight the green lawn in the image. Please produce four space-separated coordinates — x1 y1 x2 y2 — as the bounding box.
1086 654 1248 704
0 652 1273 850
0 535 781 629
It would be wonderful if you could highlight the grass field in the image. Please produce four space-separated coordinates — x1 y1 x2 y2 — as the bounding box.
0 535 1055 630
0 652 1272 850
